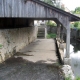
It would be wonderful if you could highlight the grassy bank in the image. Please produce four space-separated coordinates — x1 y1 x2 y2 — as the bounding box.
47 33 56 39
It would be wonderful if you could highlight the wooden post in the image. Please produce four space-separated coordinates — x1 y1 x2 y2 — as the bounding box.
57 24 61 41
61 26 63 44
66 23 70 58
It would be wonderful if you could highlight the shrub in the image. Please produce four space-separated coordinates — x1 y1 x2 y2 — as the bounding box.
47 33 56 38
46 21 57 27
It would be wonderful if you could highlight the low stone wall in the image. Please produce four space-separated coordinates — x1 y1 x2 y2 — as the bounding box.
56 39 64 62
0 26 38 63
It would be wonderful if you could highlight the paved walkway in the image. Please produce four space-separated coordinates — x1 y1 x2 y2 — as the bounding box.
0 39 64 80
17 39 58 64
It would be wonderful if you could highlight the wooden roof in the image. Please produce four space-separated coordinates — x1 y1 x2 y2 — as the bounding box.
0 0 80 22
32 0 80 21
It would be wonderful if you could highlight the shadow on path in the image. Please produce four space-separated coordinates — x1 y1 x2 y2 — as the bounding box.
0 57 64 80
0 39 64 80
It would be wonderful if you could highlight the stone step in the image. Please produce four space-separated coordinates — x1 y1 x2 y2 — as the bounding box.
38 28 45 32
38 31 45 34
37 27 45 38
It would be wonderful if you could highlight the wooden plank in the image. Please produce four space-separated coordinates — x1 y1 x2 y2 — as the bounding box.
47 8 54 18
16 0 19 17
66 22 70 58
4 0 12 17
27 1 32 17
19 0 22 17
54 11 58 18
24 0 28 17
6 0 12 17
0 0 4 17
12 0 18 17
4 0 7 17
22 0 24 17
24 1 35 18
14 0 17 17
29 1 36 17
41 6 46 17
47 8 50 18
12 0 14 17
36 3 40 18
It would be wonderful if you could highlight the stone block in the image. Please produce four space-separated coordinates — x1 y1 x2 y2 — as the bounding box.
64 58 71 65
59 44 64 50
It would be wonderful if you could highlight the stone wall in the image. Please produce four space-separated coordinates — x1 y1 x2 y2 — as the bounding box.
47 26 57 34
0 26 38 63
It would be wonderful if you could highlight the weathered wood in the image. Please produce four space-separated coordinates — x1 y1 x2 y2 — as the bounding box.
0 0 4 17
66 21 70 58
0 0 79 22
61 26 64 44
36 3 40 18
0 0 79 23
12 0 14 17
0 0 77 30
57 24 61 39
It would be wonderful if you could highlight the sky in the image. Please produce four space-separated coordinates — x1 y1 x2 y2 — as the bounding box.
61 0 80 11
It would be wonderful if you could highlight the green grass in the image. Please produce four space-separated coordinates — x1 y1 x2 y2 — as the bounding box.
47 33 56 39
65 76 80 80
76 77 80 80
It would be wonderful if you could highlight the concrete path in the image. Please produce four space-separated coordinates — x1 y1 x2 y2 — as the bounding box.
0 39 64 80
17 39 58 64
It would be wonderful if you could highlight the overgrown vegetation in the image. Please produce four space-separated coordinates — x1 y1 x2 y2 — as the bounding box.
46 21 57 39
65 76 80 80
41 0 65 10
70 22 80 30
74 22 80 30
76 77 80 80
71 7 80 14
46 21 57 27
71 7 80 30
47 33 56 38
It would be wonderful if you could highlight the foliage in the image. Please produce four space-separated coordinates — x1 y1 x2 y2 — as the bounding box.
73 22 80 29
46 21 57 27
71 7 80 17
70 23 74 29
47 33 56 38
65 76 80 80
42 0 54 6
74 7 80 14
74 22 79 27
0 44 3 48
41 0 61 8
71 7 80 30
76 77 80 80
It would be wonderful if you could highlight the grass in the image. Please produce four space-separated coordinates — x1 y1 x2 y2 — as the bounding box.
76 77 80 80
47 33 56 39
65 76 80 80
